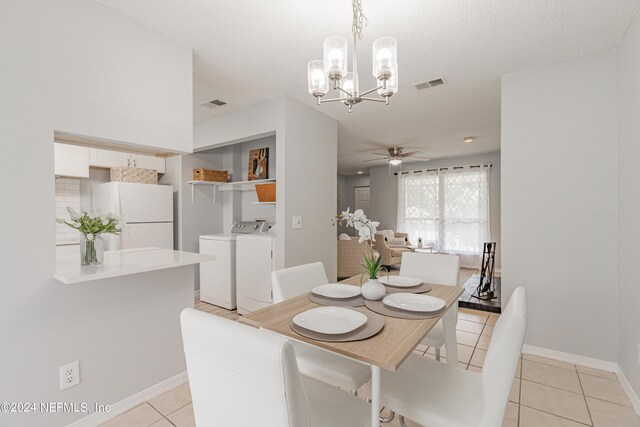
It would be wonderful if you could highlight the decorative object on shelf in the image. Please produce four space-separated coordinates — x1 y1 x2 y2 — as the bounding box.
255 183 276 203
248 148 269 181
110 166 157 184
337 208 386 300
417 237 423 248
474 242 497 300
307 0 398 112
192 168 228 183
57 207 124 266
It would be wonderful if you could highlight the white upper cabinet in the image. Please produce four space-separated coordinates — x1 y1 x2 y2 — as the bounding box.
54 143 90 178
132 154 165 174
89 148 165 173
89 148 129 168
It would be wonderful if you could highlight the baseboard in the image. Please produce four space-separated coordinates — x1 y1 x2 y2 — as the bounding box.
66 371 188 427
522 344 619 372
522 344 640 415
617 367 640 416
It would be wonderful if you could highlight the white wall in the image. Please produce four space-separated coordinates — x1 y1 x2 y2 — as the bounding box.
0 1 193 425
337 174 371 234
501 52 618 361
617 11 640 398
367 152 502 267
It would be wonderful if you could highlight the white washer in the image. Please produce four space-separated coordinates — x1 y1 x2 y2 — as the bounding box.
199 233 237 309
236 232 276 315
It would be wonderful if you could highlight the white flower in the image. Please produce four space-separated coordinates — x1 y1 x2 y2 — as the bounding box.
56 218 66 224
66 207 79 220
102 218 110 226
86 233 94 241
358 226 372 243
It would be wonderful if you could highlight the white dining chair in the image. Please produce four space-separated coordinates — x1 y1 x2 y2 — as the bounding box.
271 262 372 393
400 252 460 361
180 308 371 427
375 287 527 427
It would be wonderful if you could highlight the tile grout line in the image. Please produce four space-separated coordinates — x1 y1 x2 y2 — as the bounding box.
574 358 594 426
518 403 592 426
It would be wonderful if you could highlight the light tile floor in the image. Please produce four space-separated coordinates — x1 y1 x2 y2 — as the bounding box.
103 278 639 427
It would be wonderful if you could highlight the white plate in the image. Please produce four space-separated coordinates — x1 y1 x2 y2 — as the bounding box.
311 283 362 299
379 275 423 288
292 307 368 335
383 293 446 313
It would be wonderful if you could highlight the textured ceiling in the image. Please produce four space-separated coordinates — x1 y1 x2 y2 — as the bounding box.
96 0 639 174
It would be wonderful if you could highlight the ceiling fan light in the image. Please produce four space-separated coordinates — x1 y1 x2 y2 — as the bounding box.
323 37 348 80
389 158 402 166
372 37 398 80
307 60 328 96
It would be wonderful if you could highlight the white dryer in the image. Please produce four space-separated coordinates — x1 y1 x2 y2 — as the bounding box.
236 232 275 315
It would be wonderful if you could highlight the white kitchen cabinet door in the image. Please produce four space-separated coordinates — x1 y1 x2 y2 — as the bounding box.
89 148 129 169
132 154 165 174
54 143 90 178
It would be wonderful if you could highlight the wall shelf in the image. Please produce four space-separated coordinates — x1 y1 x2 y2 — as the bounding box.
187 178 276 203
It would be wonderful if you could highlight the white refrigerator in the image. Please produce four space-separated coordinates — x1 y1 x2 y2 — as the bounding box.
92 182 174 250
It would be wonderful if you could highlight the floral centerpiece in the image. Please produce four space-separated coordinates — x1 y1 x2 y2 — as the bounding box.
57 208 124 265
337 208 387 300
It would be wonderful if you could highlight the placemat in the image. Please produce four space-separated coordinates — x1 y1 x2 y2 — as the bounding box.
364 299 447 320
383 282 433 294
290 309 385 342
308 293 366 307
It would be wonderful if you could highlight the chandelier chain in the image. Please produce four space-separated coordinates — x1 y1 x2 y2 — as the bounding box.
351 0 367 44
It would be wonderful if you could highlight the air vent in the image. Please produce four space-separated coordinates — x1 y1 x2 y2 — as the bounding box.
201 99 227 108
414 78 447 90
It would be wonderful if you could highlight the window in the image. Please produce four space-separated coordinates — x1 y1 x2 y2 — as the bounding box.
397 166 491 257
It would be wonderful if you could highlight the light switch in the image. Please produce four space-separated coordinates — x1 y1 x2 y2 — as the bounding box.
292 216 302 229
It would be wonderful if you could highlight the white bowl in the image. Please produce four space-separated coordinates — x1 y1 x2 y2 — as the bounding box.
312 283 361 299
293 307 367 334
383 293 446 313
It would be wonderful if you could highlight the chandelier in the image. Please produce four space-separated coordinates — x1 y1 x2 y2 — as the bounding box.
307 0 398 112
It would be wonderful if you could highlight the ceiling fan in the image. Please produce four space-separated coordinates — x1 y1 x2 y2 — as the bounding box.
363 147 430 166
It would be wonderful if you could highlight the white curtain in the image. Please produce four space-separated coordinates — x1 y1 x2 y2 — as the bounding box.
397 166 491 268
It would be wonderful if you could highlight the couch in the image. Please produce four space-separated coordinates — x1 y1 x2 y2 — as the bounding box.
373 230 412 266
337 236 378 279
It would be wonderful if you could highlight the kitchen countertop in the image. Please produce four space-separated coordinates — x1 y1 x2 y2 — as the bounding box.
54 247 215 284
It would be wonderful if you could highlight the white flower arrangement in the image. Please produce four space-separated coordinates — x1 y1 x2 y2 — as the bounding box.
57 207 124 239
337 208 384 280
337 208 380 244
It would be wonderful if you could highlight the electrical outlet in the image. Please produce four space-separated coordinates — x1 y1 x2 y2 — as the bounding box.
59 361 80 391
292 216 302 229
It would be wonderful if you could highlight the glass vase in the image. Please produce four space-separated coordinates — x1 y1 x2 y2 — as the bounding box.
80 234 103 266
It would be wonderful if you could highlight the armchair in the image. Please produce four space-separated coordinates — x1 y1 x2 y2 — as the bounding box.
374 231 412 266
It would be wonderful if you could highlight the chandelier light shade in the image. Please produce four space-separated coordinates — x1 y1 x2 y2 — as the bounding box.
372 37 397 80
307 0 399 112
323 37 348 80
307 60 329 96
378 72 398 97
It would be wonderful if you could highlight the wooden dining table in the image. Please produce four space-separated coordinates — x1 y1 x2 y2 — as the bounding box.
240 273 464 427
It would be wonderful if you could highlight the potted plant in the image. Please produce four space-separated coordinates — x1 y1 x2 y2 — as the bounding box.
417 237 423 248
337 208 386 300
57 208 124 266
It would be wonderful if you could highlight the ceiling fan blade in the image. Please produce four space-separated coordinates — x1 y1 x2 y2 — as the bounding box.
401 151 424 157
370 152 391 157
362 158 389 163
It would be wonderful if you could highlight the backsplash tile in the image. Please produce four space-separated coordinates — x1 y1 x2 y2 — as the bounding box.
56 177 81 242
